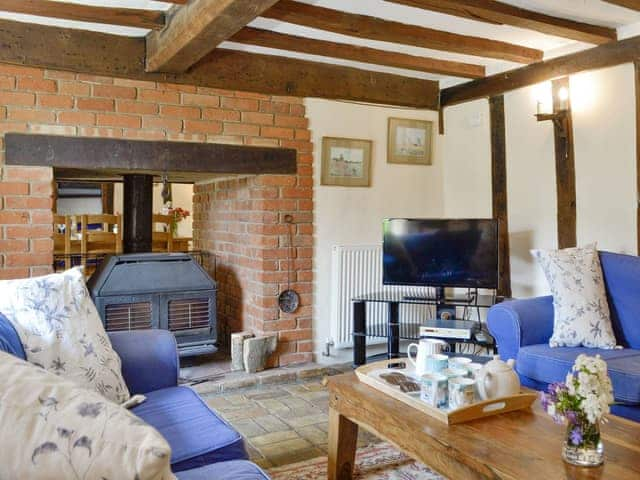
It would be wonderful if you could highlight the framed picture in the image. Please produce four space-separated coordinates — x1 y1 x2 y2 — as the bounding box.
387 117 433 165
321 137 372 187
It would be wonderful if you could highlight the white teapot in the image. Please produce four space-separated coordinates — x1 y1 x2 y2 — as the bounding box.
476 355 520 400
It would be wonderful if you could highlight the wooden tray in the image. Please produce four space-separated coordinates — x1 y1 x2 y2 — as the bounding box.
355 360 538 425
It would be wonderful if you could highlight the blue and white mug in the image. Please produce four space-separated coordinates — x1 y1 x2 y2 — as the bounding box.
420 373 448 408
425 354 449 373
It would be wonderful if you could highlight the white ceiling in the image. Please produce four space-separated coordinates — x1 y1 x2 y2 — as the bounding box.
1 0 640 87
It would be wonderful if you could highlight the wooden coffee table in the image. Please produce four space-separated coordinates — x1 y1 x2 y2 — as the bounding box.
327 371 640 480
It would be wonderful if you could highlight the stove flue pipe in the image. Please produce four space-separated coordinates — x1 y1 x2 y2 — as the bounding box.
122 174 154 254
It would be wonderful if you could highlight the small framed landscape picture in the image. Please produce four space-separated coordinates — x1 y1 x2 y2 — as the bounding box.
321 137 372 187
387 117 433 165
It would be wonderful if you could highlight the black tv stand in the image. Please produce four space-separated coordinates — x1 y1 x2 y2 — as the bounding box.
352 290 499 366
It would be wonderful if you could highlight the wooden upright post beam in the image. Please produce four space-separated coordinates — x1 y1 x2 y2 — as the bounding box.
552 77 577 249
489 95 512 298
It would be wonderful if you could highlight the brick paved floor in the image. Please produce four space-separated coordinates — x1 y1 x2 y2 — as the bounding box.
203 378 380 468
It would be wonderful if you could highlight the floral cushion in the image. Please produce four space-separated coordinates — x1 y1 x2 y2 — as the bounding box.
0 268 130 403
0 351 175 480
532 245 617 349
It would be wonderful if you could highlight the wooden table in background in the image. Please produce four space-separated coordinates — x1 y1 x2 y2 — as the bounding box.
54 237 193 256
327 372 640 480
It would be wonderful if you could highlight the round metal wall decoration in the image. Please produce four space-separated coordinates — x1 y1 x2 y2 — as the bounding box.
278 214 300 314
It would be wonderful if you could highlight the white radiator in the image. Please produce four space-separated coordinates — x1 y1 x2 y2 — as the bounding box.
329 245 434 348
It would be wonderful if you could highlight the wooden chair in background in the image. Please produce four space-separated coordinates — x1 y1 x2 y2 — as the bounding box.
80 214 122 273
152 214 174 253
53 214 72 270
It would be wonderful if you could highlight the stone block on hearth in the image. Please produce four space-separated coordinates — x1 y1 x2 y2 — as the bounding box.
231 331 255 371
243 335 278 374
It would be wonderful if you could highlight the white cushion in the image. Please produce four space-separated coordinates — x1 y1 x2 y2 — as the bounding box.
532 245 617 349
0 268 130 403
0 351 175 480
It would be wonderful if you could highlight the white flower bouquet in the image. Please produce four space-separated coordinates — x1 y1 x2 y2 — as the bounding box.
540 354 614 466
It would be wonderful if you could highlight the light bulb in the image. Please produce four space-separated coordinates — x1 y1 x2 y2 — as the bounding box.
557 87 569 102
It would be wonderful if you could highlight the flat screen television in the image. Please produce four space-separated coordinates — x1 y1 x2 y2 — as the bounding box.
382 218 499 289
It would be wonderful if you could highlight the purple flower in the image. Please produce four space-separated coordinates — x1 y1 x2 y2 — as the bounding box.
540 392 551 410
565 410 577 425
570 427 583 446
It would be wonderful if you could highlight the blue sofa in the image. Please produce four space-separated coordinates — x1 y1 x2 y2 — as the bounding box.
488 251 640 422
0 316 269 479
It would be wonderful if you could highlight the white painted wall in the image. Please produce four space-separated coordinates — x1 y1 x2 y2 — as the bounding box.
442 63 638 298
308 99 444 355
571 65 637 255
441 99 492 219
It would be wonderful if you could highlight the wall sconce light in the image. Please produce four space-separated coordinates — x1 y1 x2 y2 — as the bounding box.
535 82 570 137
556 86 570 111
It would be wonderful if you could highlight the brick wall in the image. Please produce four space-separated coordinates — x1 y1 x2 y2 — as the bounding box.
0 63 313 366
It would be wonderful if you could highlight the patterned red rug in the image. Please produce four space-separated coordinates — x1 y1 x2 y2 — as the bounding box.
267 442 446 480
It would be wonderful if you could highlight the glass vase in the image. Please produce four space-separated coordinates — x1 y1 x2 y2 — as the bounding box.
562 421 604 467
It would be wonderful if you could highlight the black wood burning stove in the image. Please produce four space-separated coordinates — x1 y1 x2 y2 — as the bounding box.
88 253 217 357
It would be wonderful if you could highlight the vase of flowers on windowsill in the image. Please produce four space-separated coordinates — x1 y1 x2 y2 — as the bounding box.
168 207 190 236
541 354 613 467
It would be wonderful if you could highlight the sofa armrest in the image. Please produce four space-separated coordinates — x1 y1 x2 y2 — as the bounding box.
487 296 554 362
109 329 179 395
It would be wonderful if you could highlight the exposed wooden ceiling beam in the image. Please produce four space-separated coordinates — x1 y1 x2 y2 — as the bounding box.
0 0 165 30
230 26 486 79
440 34 640 107
387 0 616 45
0 19 439 109
146 0 280 73
602 1 640 11
261 0 543 64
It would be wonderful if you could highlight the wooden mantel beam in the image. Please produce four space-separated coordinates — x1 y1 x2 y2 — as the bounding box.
4 133 298 178
0 0 165 30
387 0 616 45
441 34 640 106
0 19 439 109
145 0 280 73
262 0 543 64
603 1 640 11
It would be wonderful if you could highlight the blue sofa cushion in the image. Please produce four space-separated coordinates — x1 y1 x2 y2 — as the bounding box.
517 344 640 403
174 460 270 480
600 251 640 348
0 311 26 359
131 386 247 473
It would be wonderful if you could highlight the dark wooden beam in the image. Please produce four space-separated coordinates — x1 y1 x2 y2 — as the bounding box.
603 1 640 11
146 0 280 72
5 134 297 177
489 95 511 298
387 0 616 45
441 34 640 106
0 19 438 108
0 0 165 30
101 183 114 214
230 27 486 79
635 60 640 255
552 78 577 249
262 0 542 64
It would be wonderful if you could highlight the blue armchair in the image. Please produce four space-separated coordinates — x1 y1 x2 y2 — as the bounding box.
488 251 640 422
0 316 269 479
